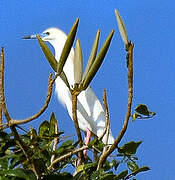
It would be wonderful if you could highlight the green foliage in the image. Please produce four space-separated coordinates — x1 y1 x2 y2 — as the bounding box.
118 141 142 156
0 114 150 179
1 10 155 179
132 104 156 121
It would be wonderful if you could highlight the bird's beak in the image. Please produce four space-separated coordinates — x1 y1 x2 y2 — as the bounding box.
22 33 48 40
22 34 37 40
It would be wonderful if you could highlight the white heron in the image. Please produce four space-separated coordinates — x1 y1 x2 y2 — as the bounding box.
24 27 114 152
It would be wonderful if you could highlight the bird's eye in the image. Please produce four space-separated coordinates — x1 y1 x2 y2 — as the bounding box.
45 32 50 35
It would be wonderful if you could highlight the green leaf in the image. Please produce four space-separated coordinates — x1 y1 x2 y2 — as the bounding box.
132 113 141 122
0 157 8 170
127 161 139 172
2 169 36 180
0 176 9 180
88 137 105 151
99 173 116 180
135 104 149 116
115 9 129 46
110 159 119 171
36 35 58 72
57 18 79 75
90 170 104 180
0 132 10 142
76 162 97 174
61 140 74 148
49 112 57 136
81 30 114 90
131 166 150 176
36 18 79 76
82 30 100 81
42 173 73 180
114 170 128 180
118 141 142 156
39 121 50 137
74 39 83 83
88 138 97 147
60 71 70 89
149 111 156 116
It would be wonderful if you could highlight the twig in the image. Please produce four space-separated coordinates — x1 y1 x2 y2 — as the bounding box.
102 89 110 151
98 90 110 143
0 48 46 178
97 42 134 169
0 48 42 179
0 93 2 129
8 74 58 126
71 83 84 163
48 145 88 170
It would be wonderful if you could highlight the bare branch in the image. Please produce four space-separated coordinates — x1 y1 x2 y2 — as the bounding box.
102 89 110 151
0 48 11 122
98 89 110 143
9 74 58 126
48 145 88 170
0 47 42 178
97 42 134 169
71 84 84 163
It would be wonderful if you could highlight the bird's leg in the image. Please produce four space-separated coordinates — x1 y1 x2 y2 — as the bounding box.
83 128 91 156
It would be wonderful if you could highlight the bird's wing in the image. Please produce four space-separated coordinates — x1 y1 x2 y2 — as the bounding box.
78 86 115 144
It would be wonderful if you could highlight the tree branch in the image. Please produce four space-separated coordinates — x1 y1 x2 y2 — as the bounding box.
48 145 88 170
102 89 110 151
0 48 42 178
97 42 134 169
9 74 58 126
71 84 85 163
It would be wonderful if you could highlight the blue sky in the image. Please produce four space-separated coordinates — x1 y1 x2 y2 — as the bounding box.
1 0 175 179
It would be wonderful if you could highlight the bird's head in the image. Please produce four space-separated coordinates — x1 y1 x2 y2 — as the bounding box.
23 27 67 48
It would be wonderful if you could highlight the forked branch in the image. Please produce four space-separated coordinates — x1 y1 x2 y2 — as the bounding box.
97 42 134 169
9 74 58 126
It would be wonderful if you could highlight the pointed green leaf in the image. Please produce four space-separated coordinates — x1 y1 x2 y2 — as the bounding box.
127 161 139 172
99 173 116 180
60 71 70 89
115 9 129 45
118 141 142 156
135 104 149 116
149 111 156 116
114 170 128 180
57 18 79 75
90 170 104 180
82 30 100 81
61 140 74 147
36 35 58 71
74 39 83 83
0 157 8 170
81 30 114 90
39 121 50 137
131 166 150 176
2 169 36 180
132 113 141 122
49 112 57 136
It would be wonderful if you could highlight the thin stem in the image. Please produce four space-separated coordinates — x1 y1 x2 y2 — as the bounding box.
48 145 88 170
0 48 41 178
97 42 134 169
102 89 110 151
71 84 84 163
9 74 58 126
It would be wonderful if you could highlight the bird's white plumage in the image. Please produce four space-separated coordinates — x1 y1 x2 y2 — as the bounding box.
42 27 114 144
